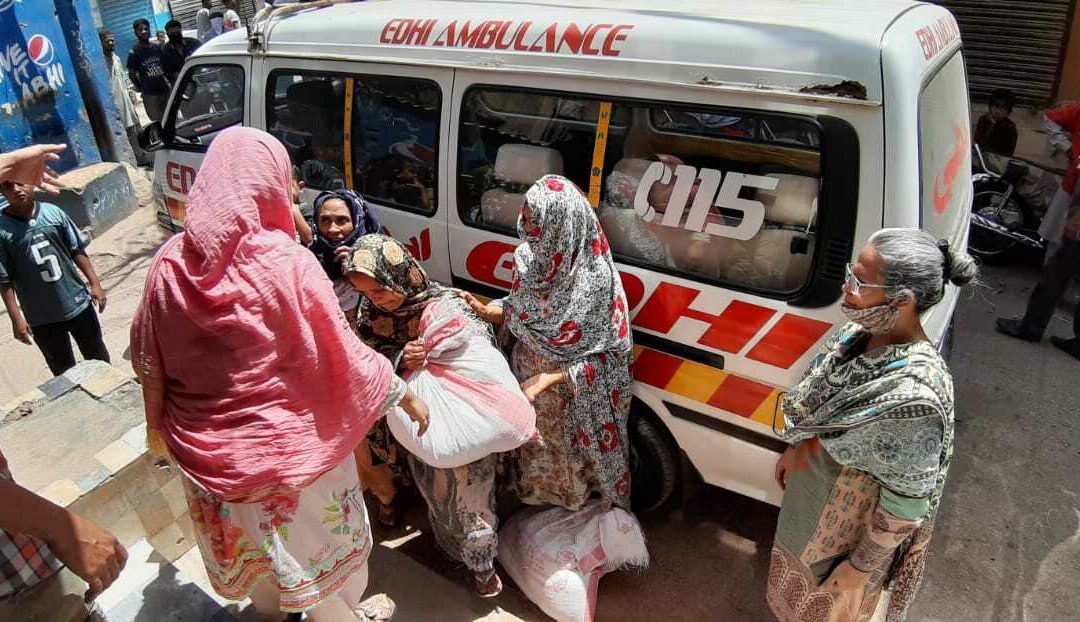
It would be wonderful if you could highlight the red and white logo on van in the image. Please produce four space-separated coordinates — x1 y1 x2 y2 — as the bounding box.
464 240 831 370
933 124 968 215
27 34 55 67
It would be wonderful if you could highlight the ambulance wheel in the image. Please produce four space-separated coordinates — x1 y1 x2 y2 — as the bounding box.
628 402 681 513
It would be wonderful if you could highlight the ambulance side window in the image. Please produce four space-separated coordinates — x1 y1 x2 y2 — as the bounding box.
265 71 441 214
457 85 824 296
266 72 348 193
168 65 245 146
351 76 441 215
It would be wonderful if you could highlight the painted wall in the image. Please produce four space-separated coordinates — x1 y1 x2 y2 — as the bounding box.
0 0 102 172
56 0 136 164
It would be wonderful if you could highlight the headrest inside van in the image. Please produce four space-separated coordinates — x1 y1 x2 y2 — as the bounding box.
493 144 565 185
755 174 819 227
481 144 565 228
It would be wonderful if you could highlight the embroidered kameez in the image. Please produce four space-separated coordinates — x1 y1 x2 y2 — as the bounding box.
767 323 955 622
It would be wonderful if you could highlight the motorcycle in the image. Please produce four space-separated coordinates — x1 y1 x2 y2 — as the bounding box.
968 145 1047 262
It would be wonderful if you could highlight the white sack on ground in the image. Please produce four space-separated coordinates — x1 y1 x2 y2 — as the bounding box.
498 501 649 622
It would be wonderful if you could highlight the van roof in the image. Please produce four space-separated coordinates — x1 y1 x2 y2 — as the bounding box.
196 0 955 103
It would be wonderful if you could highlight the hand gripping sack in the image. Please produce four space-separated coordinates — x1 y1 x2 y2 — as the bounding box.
387 297 537 468
497 501 649 622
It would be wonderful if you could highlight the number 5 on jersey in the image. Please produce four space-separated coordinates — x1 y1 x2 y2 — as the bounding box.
31 241 62 283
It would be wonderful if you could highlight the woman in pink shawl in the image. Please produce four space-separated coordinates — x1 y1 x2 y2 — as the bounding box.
130 128 428 621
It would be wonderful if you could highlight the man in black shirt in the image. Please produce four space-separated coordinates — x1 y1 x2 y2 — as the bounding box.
162 19 201 83
974 88 1019 157
126 18 171 123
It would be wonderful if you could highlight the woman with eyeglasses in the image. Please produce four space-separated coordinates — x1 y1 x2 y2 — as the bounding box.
766 228 976 622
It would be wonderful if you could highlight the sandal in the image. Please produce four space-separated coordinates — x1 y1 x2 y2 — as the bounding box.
473 569 503 599
356 593 396 621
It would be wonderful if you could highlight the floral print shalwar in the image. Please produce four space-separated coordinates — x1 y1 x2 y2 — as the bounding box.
182 454 374 613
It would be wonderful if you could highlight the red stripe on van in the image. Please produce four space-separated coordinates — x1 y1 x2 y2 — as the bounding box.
632 282 775 353
632 348 682 388
707 375 774 418
747 315 832 369
698 300 775 353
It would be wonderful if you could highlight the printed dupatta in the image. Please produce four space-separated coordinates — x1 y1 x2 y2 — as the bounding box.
348 233 455 364
504 175 634 509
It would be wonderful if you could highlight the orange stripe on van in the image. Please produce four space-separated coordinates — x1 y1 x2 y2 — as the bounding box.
746 314 831 369
631 346 779 427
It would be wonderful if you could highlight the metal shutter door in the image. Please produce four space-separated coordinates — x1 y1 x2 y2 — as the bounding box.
168 0 259 31
99 0 155 66
933 0 1076 104
168 0 203 29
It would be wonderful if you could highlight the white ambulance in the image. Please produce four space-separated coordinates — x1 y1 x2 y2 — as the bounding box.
142 0 972 511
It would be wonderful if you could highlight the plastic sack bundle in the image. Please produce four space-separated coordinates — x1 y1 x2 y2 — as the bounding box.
498 501 649 622
386 297 537 468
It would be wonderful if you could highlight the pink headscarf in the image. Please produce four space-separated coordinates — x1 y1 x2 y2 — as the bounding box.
131 127 395 503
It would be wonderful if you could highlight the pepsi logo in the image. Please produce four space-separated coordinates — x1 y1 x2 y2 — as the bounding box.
27 34 54 67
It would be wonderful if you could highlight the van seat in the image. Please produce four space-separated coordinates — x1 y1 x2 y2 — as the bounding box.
481 145 564 229
756 173 819 227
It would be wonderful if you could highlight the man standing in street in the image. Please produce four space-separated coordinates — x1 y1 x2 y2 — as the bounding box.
0 179 110 377
162 19 201 84
126 19 170 123
99 30 147 166
996 102 1080 360
196 0 214 42
0 144 128 620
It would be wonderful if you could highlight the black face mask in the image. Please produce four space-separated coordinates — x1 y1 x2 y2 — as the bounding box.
168 33 182 44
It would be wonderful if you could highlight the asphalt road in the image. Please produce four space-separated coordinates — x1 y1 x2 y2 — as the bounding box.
388 258 1080 622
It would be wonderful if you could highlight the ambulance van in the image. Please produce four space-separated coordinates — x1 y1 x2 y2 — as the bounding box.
141 0 972 511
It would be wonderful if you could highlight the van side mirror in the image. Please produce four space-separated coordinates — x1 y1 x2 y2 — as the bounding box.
139 122 165 151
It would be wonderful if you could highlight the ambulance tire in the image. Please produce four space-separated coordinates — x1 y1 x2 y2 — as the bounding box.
628 402 682 514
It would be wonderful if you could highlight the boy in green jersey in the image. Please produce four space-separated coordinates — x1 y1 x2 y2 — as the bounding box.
0 180 109 376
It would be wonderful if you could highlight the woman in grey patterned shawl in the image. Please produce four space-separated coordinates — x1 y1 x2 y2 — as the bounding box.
768 228 976 622
464 175 634 511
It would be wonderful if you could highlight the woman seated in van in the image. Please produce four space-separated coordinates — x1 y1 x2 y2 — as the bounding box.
309 189 381 327
599 154 722 278
131 128 429 622
346 233 503 598
464 175 635 511
769 229 976 622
